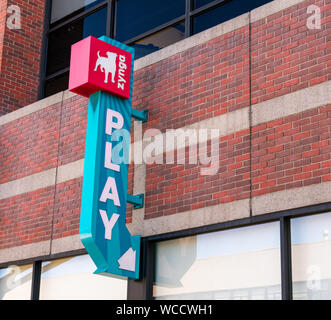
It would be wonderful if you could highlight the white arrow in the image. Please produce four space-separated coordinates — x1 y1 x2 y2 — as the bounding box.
118 248 136 272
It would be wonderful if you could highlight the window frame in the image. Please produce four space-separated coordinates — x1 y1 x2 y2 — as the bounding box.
1 202 331 300
39 0 112 99
141 202 331 300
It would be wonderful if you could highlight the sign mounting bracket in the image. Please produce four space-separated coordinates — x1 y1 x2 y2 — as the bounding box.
131 108 148 123
127 194 144 209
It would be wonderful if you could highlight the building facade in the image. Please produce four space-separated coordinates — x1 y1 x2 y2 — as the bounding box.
0 0 331 300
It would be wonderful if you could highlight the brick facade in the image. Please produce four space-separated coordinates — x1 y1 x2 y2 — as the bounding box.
0 0 46 115
251 0 330 104
252 104 331 196
0 0 330 257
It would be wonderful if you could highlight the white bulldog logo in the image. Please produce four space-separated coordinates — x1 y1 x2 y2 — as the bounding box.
94 51 117 84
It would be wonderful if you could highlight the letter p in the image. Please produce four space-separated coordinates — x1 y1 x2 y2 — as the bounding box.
106 109 124 135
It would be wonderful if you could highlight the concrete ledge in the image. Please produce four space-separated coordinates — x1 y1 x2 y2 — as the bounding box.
135 13 249 71
62 90 80 101
0 168 56 200
252 81 331 126
0 160 84 200
0 240 51 264
251 0 305 23
129 199 250 237
252 181 331 216
50 235 84 255
0 92 63 126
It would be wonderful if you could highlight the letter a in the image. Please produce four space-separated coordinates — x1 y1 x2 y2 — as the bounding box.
7 5 21 30
307 5 321 30
100 177 120 206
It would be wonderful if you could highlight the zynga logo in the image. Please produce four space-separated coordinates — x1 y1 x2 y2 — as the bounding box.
94 51 118 84
94 51 128 91
69 36 132 99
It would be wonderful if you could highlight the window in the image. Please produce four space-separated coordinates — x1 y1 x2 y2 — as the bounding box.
154 222 281 300
1 208 331 299
193 0 275 34
291 212 331 300
39 254 127 300
0 264 33 300
115 0 185 43
51 0 105 24
42 0 274 98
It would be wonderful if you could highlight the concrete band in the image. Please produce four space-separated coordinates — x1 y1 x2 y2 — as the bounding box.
0 168 57 200
250 0 305 22
252 181 331 216
0 240 51 264
0 92 64 126
252 81 331 126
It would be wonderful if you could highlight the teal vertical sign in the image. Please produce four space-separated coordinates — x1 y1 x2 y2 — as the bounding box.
79 37 140 279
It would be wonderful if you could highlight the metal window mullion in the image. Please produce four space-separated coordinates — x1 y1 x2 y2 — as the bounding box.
190 0 228 17
123 15 185 45
48 1 108 34
280 216 293 300
145 240 155 300
31 261 42 300
106 0 112 38
45 67 70 81
127 239 155 300
185 0 193 38
39 0 52 99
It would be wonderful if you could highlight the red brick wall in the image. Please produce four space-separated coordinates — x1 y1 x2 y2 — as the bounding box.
0 0 330 251
52 178 83 240
252 104 331 196
0 0 46 115
251 0 330 104
0 186 54 250
57 95 88 167
133 26 250 132
145 131 251 219
0 103 61 184
0 0 8 71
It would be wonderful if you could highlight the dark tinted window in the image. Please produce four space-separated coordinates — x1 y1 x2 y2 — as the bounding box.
44 72 69 97
193 0 273 34
132 22 185 59
194 0 219 9
46 7 107 76
116 0 185 42
51 0 105 25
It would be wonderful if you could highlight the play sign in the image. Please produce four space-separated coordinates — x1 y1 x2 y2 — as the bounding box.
69 36 142 279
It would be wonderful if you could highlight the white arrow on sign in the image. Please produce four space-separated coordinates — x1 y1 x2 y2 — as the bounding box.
118 248 136 272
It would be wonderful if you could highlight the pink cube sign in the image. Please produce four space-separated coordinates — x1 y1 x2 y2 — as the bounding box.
69 36 132 99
